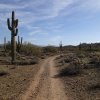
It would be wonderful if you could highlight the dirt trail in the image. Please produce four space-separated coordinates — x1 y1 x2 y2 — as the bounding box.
20 56 68 100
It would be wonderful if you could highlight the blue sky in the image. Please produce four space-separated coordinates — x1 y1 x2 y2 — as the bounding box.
0 0 100 46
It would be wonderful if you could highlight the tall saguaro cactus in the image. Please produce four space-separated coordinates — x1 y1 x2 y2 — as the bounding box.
17 36 23 53
59 41 63 52
59 41 63 57
4 37 6 52
7 11 18 64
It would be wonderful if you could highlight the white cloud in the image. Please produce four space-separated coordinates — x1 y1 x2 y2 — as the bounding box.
51 0 73 17
26 26 40 30
28 27 48 36
1 0 100 41
0 3 28 10
80 0 100 12
1 0 100 27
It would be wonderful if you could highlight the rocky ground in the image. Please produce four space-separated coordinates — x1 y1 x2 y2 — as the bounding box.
55 53 100 100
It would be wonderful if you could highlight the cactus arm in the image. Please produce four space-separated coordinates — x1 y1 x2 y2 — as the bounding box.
15 19 18 28
21 37 23 45
7 18 12 30
19 37 23 48
18 36 20 43
12 11 15 21
15 28 18 36
17 36 23 52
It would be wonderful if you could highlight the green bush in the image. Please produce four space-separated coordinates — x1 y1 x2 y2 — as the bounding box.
0 67 9 76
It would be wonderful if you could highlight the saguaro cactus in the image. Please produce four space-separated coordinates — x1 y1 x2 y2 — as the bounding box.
7 11 18 64
17 36 23 52
59 41 63 52
4 37 6 52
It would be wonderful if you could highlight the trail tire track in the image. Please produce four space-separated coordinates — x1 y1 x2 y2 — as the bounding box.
20 56 68 100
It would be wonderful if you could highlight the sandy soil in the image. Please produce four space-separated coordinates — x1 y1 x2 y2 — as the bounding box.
20 56 68 100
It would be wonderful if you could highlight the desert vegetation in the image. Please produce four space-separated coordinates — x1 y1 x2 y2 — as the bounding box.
0 10 100 100
55 49 100 100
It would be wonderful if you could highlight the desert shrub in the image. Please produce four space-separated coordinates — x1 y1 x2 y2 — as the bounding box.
56 56 61 59
0 57 11 65
90 56 100 64
40 55 46 59
88 83 100 91
76 52 86 58
57 62 82 77
17 60 38 65
6 41 11 50
72 58 83 65
63 56 74 63
0 67 9 76
43 46 57 54
83 64 95 69
21 42 42 56
16 56 39 65
58 57 72 64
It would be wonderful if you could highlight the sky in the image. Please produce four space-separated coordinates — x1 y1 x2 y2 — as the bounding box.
0 0 100 46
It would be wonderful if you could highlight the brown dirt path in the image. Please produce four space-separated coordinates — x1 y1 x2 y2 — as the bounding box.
20 56 68 100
